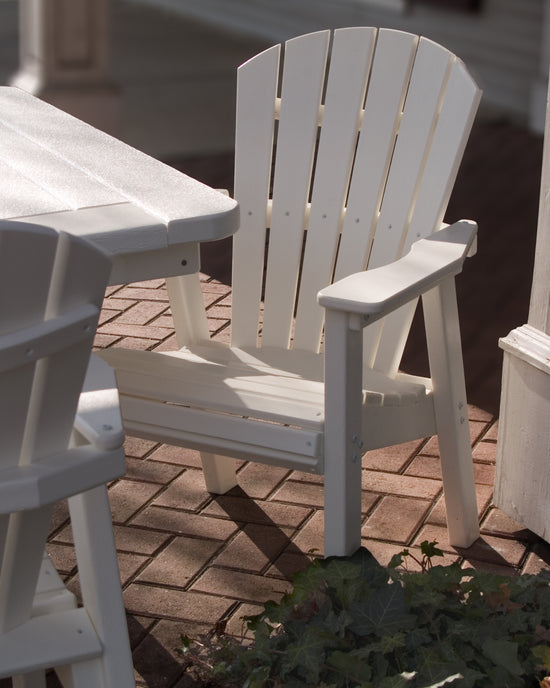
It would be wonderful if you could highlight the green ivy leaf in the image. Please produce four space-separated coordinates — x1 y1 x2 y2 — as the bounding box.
481 638 524 676
402 627 430 650
242 664 271 688
324 608 354 637
378 632 406 654
420 540 445 560
424 563 464 593
327 649 373 683
533 644 550 671
281 626 332 683
290 559 327 600
323 547 388 607
179 634 191 654
485 664 525 688
389 552 406 570
415 646 465 688
349 582 414 636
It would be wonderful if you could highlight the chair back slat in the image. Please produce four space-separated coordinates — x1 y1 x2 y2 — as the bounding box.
402 58 482 256
260 30 330 348
333 29 418 283
362 37 454 373
366 37 453 272
232 44 281 348
292 27 376 352
373 57 482 376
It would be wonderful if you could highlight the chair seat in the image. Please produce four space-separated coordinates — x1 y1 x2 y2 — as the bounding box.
103 345 429 425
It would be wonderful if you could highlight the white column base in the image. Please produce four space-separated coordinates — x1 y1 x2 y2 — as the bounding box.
495 324 550 542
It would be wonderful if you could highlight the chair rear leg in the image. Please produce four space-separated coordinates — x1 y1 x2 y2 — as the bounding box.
422 280 480 548
200 452 238 494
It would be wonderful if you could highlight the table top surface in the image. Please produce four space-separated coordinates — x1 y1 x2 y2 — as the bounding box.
0 87 239 259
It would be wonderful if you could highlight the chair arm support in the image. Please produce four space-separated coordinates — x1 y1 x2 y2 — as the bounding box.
317 220 476 325
74 354 125 451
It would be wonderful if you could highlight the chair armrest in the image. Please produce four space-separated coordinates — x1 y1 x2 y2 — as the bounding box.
317 220 476 324
74 354 125 451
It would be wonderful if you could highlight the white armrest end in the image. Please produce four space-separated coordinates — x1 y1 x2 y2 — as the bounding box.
75 354 125 451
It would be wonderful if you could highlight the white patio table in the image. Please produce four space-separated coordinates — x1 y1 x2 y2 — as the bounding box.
0 86 239 285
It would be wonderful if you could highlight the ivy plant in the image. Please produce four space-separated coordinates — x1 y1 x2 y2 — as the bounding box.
180 543 550 687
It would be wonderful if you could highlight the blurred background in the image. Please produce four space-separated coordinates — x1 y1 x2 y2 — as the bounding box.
0 0 547 415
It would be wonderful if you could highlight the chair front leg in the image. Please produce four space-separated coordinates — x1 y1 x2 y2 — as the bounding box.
68 485 135 688
323 309 364 557
201 452 238 494
422 279 480 548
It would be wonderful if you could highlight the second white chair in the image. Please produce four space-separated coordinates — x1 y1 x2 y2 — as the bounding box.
0 222 134 687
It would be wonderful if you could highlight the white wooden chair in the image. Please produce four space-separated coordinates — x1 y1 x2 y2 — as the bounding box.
0 222 134 687
102 27 482 556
